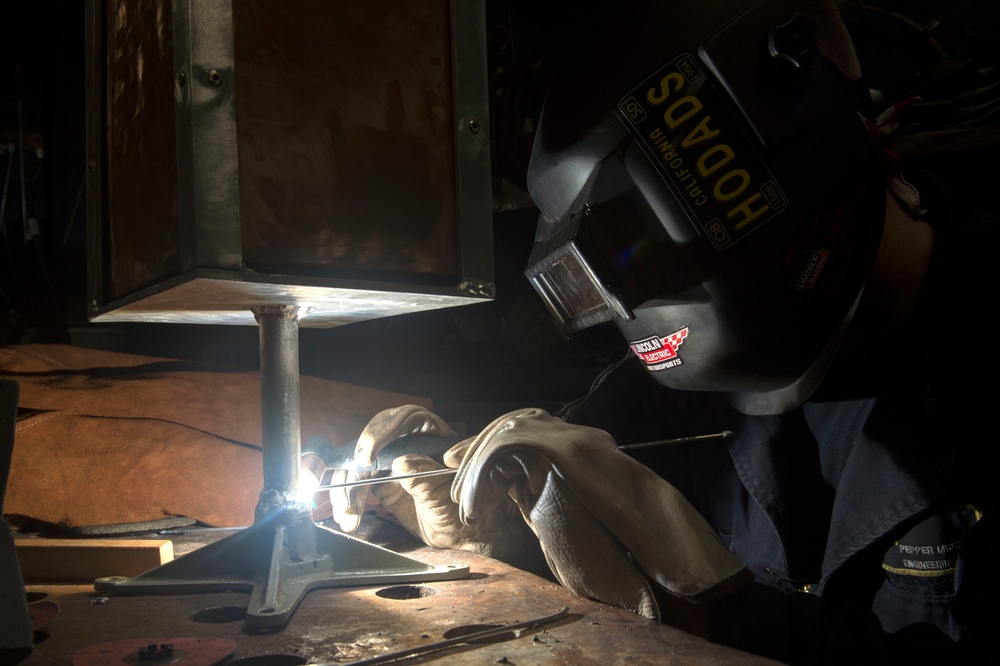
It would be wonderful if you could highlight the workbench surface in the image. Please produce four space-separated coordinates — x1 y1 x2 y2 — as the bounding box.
19 521 780 665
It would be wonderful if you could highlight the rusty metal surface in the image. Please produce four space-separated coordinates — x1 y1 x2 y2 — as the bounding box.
21 522 781 665
234 0 460 278
105 0 181 300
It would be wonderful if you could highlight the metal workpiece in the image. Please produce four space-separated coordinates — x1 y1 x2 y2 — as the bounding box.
83 0 492 631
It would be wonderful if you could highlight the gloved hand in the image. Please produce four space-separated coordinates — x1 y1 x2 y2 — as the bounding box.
329 405 526 561
449 408 752 623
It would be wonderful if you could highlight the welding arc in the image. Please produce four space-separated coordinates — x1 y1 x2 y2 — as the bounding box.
314 606 570 666
71 637 236 666
316 430 734 490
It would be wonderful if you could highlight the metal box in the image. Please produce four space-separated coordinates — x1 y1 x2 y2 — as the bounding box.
86 0 493 327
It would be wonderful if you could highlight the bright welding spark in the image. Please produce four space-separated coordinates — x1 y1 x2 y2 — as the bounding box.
293 450 331 505
298 468 322 494
289 491 316 506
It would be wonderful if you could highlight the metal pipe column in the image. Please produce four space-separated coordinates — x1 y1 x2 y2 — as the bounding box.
254 305 302 494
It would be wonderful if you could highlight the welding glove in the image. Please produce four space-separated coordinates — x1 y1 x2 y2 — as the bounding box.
450 408 752 624
329 405 526 561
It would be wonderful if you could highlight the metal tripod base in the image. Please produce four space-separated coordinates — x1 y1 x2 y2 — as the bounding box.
93 307 469 630
94 494 469 630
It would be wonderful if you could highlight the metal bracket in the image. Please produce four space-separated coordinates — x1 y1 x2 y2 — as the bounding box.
94 495 468 630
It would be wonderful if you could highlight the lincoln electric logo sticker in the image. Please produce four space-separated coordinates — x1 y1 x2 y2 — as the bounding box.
629 327 690 371
796 249 830 292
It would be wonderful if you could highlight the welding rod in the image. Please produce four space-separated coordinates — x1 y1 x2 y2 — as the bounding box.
616 429 733 450
317 606 570 666
317 467 458 490
313 429 734 491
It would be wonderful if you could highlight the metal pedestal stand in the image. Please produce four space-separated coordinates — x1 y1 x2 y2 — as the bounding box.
94 306 468 630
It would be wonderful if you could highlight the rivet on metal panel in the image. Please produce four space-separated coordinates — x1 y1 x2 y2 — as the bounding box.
467 118 481 134
177 71 186 88
207 70 223 87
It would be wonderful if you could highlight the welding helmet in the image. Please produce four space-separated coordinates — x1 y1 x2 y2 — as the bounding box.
525 0 886 415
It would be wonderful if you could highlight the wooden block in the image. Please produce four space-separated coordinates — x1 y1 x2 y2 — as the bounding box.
15 538 174 582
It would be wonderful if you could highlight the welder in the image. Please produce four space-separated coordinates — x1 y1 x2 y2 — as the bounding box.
326 1 999 662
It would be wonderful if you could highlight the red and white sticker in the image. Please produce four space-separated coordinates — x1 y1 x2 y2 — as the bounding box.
629 327 689 371
796 248 830 292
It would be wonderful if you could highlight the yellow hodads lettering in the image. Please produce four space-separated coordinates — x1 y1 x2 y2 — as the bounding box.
664 96 703 129
713 169 750 202
696 144 735 177
680 116 720 148
639 61 770 235
621 53 787 248
646 72 685 106
728 193 770 230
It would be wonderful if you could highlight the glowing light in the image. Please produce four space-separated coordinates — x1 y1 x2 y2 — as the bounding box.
298 468 322 495
291 468 322 506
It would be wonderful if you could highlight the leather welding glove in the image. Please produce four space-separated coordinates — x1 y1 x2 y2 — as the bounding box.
328 405 526 561
328 404 453 532
450 408 752 623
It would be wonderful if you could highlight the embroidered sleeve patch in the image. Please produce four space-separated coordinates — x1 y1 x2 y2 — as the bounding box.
883 506 980 578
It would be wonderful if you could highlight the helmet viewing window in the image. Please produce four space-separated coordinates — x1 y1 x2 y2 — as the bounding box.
526 240 632 335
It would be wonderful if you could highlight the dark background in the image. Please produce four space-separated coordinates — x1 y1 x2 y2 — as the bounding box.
2 1 999 432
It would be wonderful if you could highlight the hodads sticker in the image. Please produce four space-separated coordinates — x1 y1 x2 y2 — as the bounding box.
617 53 786 250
